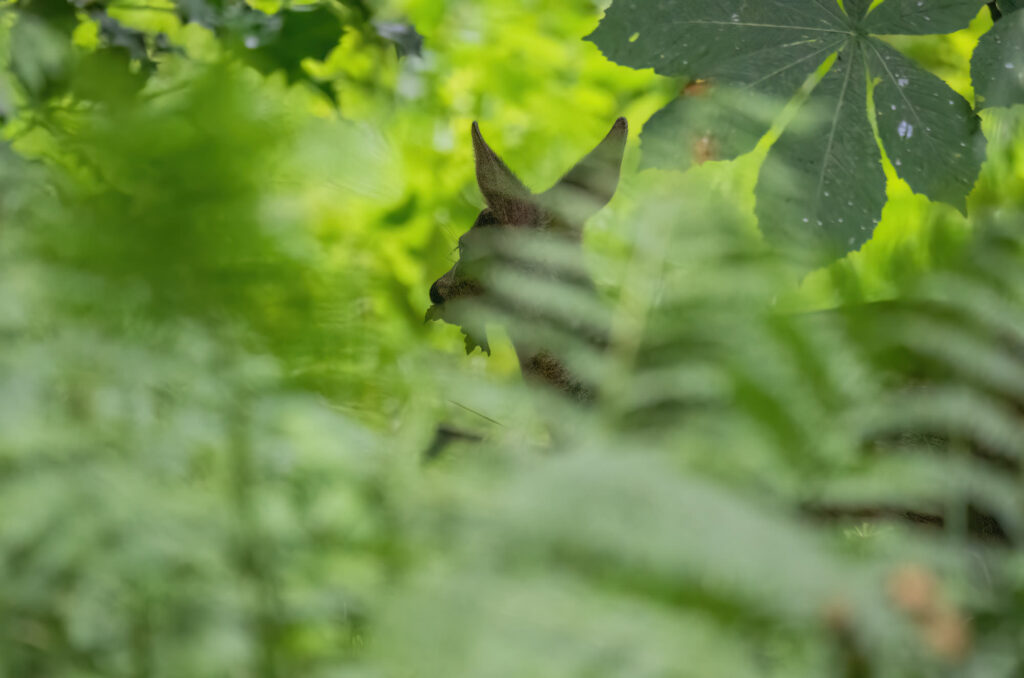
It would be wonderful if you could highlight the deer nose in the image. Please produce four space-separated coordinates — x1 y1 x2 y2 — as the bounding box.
429 280 445 305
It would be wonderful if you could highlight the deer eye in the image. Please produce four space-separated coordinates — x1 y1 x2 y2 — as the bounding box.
473 210 499 228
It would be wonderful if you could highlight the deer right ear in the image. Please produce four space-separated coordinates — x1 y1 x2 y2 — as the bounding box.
543 118 627 228
472 122 536 225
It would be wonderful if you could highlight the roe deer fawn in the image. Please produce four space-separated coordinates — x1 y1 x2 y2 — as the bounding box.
426 118 627 401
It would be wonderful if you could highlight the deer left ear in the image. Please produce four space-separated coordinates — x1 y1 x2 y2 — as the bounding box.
544 117 627 228
472 122 537 226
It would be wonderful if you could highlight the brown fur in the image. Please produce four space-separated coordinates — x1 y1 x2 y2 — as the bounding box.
427 119 627 398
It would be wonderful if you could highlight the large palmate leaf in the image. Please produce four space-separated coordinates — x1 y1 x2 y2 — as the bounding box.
587 0 988 262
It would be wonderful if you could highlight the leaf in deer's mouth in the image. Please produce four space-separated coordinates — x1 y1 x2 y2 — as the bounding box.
424 304 445 322
424 303 490 355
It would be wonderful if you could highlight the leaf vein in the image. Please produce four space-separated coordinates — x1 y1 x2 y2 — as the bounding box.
745 38 848 89
667 20 850 34
814 52 857 216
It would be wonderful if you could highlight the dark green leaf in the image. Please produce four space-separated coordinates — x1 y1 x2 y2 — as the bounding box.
243 5 343 83
177 0 224 28
756 44 885 262
382 194 419 226
971 8 1024 108
589 0 989 262
90 10 152 65
16 0 77 35
998 0 1023 12
868 40 984 211
585 1 848 93
374 21 424 58
845 0 875 22
861 0 986 35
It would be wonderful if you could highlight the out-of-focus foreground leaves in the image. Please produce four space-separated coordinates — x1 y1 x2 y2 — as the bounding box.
0 64 411 675
0 0 1022 676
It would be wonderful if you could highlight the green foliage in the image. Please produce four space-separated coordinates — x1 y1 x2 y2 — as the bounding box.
587 0 1002 263
0 0 1022 676
0 67 405 676
2 0 418 109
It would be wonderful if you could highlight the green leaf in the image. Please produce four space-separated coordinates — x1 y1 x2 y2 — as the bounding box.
177 0 224 28
845 0 875 22
242 5 344 84
756 44 886 261
971 9 1024 108
861 0 987 35
71 48 150 103
587 0 988 261
89 10 152 66
425 303 490 355
374 21 424 58
998 0 1023 12
16 0 77 36
868 41 984 211
586 2 848 94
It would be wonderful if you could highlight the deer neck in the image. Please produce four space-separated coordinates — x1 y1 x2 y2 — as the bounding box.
505 265 603 402
514 347 593 401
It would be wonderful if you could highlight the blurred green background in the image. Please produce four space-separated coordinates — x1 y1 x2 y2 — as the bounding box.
0 0 1023 676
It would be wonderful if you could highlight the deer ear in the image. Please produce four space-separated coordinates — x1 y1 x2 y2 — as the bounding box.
543 117 627 228
472 121 536 225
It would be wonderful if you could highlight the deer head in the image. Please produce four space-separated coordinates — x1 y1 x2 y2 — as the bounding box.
427 118 627 399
